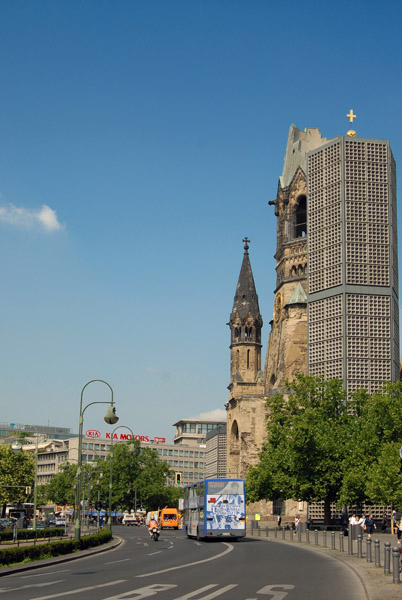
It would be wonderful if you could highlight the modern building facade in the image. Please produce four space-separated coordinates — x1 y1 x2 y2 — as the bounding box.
172 418 225 446
68 436 208 487
307 135 399 393
205 424 227 478
9 433 209 489
0 422 75 441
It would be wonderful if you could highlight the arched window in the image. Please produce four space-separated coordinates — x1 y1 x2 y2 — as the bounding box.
295 195 307 238
231 420 239 441
270 373 276 385
245 326 252 339
247 349 250 369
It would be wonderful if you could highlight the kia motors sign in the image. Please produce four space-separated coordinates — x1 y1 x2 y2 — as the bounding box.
106 432 150 442
85 430 166 444
86 430 101 438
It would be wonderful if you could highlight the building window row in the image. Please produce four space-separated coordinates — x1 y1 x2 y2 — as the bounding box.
82 443 109 451
82 454 106 462
167 460 204 468
162 449 204 458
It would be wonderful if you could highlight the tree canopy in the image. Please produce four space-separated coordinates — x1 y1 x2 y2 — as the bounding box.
0 444 35 511
246 375 402 518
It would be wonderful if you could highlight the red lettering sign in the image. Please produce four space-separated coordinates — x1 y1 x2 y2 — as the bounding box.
102 432 160 443
86 430 101 439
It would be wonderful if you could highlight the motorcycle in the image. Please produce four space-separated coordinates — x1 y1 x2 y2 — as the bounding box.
151 526 160 541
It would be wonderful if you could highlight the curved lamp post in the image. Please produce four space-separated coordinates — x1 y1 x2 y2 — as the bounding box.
107 425 135 532
75 379 118 542
11 425 39 531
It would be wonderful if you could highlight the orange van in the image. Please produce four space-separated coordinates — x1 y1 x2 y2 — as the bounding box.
160 508 179 529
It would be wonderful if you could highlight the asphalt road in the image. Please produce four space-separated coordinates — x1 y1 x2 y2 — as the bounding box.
0 526 367 600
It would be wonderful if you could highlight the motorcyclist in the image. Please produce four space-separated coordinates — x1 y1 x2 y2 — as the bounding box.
148 517 159 537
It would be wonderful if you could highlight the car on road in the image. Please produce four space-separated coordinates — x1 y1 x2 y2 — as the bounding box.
27 520 49 530
122 513 137 526
55 518 67 527
0 518 15 530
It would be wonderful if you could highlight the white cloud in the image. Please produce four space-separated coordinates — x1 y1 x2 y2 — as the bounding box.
0 203 64 232
191 409 226 422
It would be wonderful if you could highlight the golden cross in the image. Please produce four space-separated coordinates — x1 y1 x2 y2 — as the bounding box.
346 109 356 124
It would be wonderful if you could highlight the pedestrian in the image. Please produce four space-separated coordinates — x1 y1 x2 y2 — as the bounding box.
397 517 402 545
381 514 388 532
277 514 282 528
364 514 376 539
294 515 300 532
358 514 366 533
349 512 358 526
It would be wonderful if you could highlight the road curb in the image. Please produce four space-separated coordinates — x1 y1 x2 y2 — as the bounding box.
0 536 123 577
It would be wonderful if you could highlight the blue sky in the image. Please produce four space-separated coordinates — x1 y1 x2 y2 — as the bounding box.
1 0 401 442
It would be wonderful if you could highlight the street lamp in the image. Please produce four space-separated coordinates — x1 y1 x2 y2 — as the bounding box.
75 379 118 542
107 425 136 532
11 425 39 531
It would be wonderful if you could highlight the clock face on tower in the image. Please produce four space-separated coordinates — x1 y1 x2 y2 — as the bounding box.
273 292 283 323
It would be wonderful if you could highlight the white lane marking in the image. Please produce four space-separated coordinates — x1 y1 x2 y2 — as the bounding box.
148 551 162 556
194 542 202 546
136 543 234 578
30 579 127 600
171 585 217 598
21 570 70 578
257 584 295 598
0 581 65 593
173 584 238 599
101 583 177 600
105 559 131 564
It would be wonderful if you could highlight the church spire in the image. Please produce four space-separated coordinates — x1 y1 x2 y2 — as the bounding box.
230 238 262 325
228 238 263 384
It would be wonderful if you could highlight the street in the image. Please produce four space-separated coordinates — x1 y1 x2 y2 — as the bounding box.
0 526 366 600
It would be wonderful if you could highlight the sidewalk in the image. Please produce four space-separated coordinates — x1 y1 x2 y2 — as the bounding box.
247 525 401 600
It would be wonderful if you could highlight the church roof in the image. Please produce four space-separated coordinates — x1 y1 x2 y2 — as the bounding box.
286 282 307 305
279 124 328 189
230 238 262 323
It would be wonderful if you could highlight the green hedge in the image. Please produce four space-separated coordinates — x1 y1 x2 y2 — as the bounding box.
0 527 65 543
0 529 112 567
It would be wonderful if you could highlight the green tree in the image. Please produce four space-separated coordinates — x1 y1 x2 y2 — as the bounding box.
247 374 351 523
107 442 174 511
340 381 402 508
0 444 35 512
39 463 79 506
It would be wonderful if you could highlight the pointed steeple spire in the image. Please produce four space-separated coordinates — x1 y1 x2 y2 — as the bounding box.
230 238 262 324
228 238 263 385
